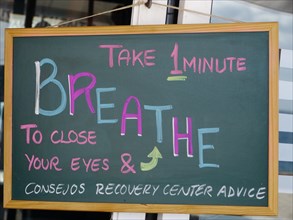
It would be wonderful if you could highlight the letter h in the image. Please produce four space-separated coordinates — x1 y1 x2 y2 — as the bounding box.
172 117 193 157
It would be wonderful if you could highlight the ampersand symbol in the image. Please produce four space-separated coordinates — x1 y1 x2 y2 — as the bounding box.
120 153 136 174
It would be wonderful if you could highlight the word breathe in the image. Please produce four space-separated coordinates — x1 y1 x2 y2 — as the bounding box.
33 56 222 168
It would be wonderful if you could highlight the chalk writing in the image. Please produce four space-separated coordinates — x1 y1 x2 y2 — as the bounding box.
99 44 156 68
11 30 272 209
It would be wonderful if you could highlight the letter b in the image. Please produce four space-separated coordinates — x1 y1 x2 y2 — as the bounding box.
35 58 66 116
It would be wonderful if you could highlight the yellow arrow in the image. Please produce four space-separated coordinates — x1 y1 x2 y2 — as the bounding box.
140 146 163 172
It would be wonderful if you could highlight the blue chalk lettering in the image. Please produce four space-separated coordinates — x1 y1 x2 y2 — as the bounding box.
35 58 66 116
144 105 173 143
96 87 118 124
198 127 220 168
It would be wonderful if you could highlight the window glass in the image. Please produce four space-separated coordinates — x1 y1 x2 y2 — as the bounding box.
211 0 293 50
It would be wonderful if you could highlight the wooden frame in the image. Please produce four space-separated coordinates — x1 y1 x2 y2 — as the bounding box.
4 22 279 215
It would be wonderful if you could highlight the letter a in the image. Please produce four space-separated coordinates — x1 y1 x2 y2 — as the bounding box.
121 96 142 136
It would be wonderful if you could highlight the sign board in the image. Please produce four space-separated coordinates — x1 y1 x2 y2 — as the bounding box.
4 23 279 215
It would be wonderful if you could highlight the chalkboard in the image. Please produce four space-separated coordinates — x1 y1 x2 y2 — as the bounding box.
4 23 279 216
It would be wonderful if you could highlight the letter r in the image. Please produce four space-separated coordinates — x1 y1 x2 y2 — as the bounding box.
68 72 96 115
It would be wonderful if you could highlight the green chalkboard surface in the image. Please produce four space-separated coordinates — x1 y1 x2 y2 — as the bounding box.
4 23 279 215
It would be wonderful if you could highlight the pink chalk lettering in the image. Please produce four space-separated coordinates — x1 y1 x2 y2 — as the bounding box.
132 50 144 67
90 158 102 172
87 131 97 144
202 57 214 73
226 57 237 72
72 157 109 172
102 158 110 171
71 157 80 171
50 130 96 145
118 49 131 66
183 56 246 74
121 96 142 136
83 158 93 172
198 58 202 74
120 153 136 174
144 49 156 66
170 43 183 75
237 58 247 71
183 57 196 73
215 58 226 73
68 72 96 115
20 124 42 144
25 154 62 171
99 44 156 68
99 44 123 68
25 153 35 171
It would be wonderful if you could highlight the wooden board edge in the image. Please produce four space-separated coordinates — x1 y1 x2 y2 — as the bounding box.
268 22 279 216
3 28 13 207
5 22 279 37
4 200 278 216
